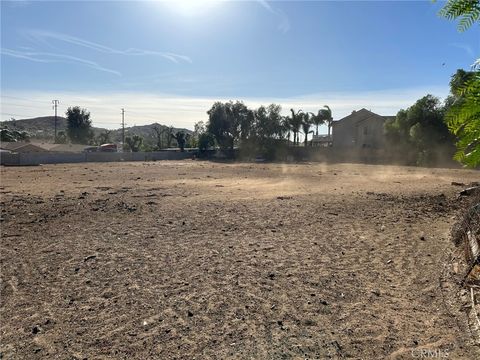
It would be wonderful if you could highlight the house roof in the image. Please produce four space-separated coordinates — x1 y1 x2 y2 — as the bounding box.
333 108 393 126
0 142 49 153
0 142 88 153
0 142 30 151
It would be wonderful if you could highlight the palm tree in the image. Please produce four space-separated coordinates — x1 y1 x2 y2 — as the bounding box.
321 105 333 137
281 116 292 145
301 113 314 147
289 109 303 146
309 111 326 136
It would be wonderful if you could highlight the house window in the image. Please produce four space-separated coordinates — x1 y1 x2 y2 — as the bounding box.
363 126 368 135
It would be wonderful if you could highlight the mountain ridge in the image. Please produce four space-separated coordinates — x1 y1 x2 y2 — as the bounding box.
0 116 192 143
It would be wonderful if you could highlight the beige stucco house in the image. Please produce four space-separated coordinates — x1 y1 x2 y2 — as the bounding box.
332 108 394 149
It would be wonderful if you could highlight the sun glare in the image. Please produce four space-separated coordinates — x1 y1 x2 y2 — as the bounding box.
160 0 222 17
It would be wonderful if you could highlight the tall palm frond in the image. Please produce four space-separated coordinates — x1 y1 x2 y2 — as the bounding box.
290 109 304 146
320 105 333 137
310 111 325 136
301 113 314 147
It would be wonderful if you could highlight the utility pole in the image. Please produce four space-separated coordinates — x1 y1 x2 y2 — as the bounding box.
52 100 59 143
121 108 125 152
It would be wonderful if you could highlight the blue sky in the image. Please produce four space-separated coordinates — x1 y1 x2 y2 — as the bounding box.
1 0 479 130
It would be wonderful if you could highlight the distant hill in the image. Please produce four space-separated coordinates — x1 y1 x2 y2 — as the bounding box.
0 116 70 141
115 123 192 144
0 117 192 144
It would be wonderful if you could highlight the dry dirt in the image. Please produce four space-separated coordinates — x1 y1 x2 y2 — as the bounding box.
1 161 479 359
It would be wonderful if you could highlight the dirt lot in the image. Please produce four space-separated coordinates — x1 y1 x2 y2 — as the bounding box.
1 161 479 359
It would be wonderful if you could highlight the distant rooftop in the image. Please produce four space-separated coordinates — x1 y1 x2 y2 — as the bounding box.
0 142 88 153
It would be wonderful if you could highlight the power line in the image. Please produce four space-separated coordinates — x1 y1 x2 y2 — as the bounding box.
121 108 125 152
52 100 59 143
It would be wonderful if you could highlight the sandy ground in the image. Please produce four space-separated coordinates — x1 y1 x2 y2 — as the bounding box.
1 160 479 359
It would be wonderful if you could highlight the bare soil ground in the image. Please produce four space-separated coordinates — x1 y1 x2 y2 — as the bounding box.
1 161 479 359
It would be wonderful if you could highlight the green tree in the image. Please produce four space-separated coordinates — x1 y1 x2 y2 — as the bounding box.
56 131 67 144
171 131 186 152
206 102 235 151
310 111 325 136
190 121 206 148
152 125 166 150
165 126 175 148
301 112 314 147
194 120 206 135
437 1 479 167
230 101 251 145
444 69 480 167
66 106 93 144
385 95 454 165
247 104 286 159
450 69 475 94
125 134 143 152
198 132 215 152
0 128 30 142
96 130 111 145
185 133 192 148
254 104 283 140
241 109 256 142
289 109 303 146
320 105 333 137
282 116 292 145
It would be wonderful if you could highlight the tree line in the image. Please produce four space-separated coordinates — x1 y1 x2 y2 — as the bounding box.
60 102 334 158
194 102 333 159
384 94 455 166
197 66 477 166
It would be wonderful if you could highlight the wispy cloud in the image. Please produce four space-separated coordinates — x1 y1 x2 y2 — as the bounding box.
449 42 475 58
0 48 121 76
257 0 290 33
24 29 192 64
4 0 31 8
448 43 475 58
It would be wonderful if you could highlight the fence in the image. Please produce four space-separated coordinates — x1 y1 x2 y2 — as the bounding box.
0 150 193 166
